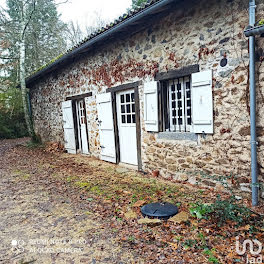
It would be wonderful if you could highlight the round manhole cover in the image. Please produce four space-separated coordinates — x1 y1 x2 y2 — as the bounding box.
141 202 178 219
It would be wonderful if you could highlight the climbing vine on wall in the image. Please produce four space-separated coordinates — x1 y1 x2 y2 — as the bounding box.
82 58 159 89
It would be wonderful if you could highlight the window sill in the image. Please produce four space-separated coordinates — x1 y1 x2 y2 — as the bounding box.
157 132 198 141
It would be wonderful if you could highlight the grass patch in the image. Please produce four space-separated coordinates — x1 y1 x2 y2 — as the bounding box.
75 181 91 189
12 169 31 180
64 158 184 207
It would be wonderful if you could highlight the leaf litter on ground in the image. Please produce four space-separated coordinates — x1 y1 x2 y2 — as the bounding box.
2 140 264 264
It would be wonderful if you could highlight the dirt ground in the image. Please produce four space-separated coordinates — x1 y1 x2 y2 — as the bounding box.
0 138 263 264
0 138 141 264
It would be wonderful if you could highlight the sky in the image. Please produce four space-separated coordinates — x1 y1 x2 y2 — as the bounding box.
57 0 132 29
0 0 132 28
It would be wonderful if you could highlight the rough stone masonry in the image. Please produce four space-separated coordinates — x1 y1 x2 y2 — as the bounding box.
29 0 264 199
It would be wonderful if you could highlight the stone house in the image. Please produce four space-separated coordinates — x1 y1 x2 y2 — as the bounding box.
26 0 264 198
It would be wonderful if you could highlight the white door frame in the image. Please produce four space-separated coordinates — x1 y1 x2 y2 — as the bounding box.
76 99 89 154
116 89 138 166
107 83 142 170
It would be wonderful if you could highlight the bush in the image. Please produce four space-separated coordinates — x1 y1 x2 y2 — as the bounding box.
0 88 29 139
189 195 252 226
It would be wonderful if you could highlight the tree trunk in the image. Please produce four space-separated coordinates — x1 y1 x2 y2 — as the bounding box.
20 21 33 137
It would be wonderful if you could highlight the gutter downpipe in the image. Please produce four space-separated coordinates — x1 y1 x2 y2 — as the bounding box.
249 0 258 206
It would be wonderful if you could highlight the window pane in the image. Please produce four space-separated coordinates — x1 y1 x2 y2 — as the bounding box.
172 118 176 125
187 117 192 125
186 91 191 98
178 109 183 116
132 114 136 123
121 105 125 113
126 94 130 102
171 84 175 91
132 103 135 112
172 93 175 100
178 101 182 107
127 115 131 123
126 104 131 113
122 115 126 123
131 93 135 102
121 94 125 103
177 92 181 99
172 110 176 117
187 109 191 116
178 118 183 125
187 100 191 107
186 82 190 89
177 83 181 91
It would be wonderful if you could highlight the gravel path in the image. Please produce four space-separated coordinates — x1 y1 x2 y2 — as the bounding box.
0 138 139 264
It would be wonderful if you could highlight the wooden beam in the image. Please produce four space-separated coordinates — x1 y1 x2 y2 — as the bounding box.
106 81 142 93
155 64 200 81
66 92 92 101
111 92 120 164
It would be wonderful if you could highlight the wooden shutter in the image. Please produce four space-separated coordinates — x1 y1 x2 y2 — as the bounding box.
96 93 116 163
62 100 77 154
144 80 159 132
191 70 213 134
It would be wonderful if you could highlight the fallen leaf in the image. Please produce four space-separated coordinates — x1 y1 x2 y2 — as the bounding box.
168 242 178 249
237 224 250 231
133 200 146 207
124 210 137 219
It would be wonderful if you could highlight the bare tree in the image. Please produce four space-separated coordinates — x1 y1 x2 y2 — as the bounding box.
65 11 109 48
65 20 85 48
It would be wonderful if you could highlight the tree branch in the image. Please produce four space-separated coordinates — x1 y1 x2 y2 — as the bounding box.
0 56 19 60
55 0 69 6
22 0 36 39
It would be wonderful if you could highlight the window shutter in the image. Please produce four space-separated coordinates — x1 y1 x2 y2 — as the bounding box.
96 93 116 163
191 70 213 134
62 100 77 154
144 80 159 132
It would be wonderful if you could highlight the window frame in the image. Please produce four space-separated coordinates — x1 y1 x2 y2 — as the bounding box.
155 64 200 133
159 75 192 133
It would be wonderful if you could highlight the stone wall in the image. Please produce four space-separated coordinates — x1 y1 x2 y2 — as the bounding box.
30 0 264 198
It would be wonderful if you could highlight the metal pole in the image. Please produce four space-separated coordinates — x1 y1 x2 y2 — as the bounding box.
249 0 258 206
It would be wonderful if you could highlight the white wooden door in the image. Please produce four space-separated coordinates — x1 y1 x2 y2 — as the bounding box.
96 93 116 163
77 100 89 154
62 100 76 154
116 89 138 166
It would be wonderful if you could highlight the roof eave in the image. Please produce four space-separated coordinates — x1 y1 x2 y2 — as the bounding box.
26 0 178 87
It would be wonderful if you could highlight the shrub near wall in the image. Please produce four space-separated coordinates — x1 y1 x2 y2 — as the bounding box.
0 89 28 139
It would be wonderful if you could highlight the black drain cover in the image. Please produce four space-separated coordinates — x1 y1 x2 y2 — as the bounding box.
141 202 178 219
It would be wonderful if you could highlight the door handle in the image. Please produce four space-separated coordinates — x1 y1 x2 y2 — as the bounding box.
100 145 105 148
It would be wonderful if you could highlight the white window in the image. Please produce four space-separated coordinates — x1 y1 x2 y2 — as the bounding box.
143 70 213 134
160 76 192 132
168 76 191 132
120 91 136 124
